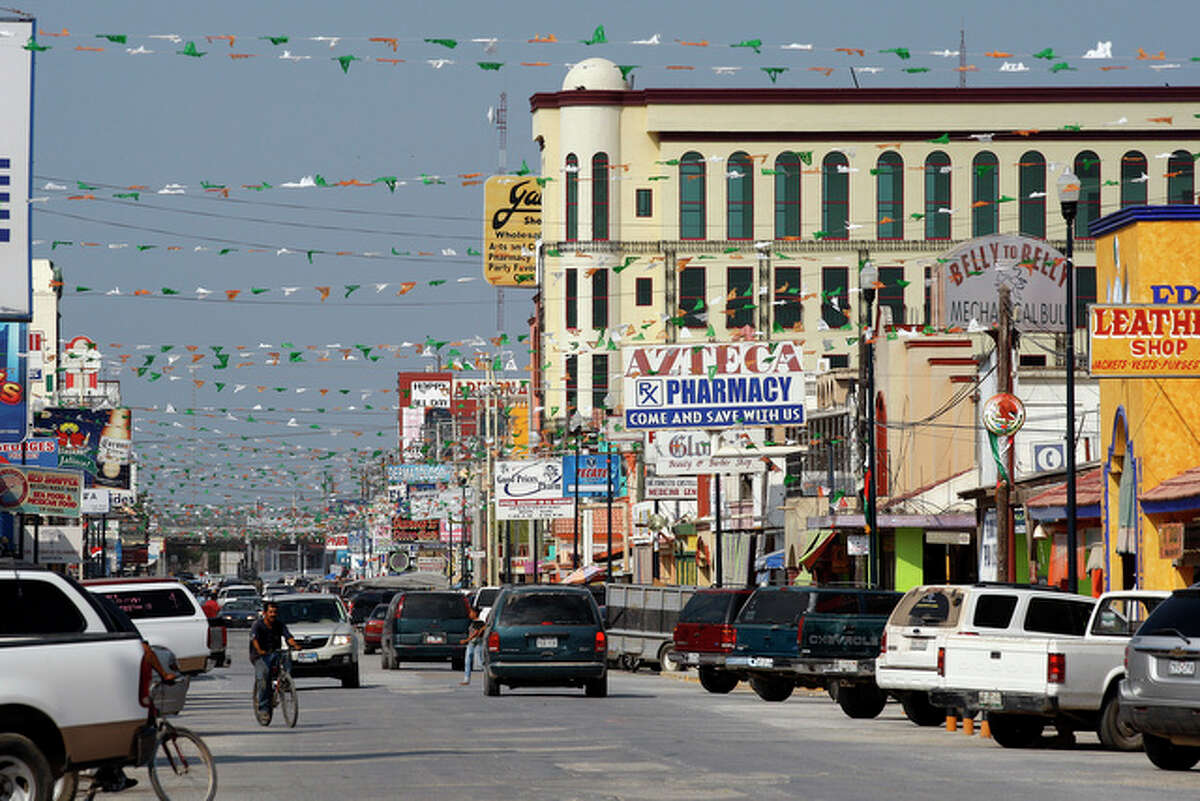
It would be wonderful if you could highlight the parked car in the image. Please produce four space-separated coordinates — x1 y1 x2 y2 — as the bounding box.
672 588 754 693
273 594 360 688
349 589 401 627
727 587 902 717
470 586 502 621
214 598 261 628
363 603 388 654
1121 586 1200 770
482 585 608 697
217 585 259 607
876 584 965 725
381 591 472 670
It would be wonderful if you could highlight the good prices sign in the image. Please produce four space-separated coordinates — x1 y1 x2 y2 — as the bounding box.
1089 304 1200 377
622 342 807 429
494 459 573 520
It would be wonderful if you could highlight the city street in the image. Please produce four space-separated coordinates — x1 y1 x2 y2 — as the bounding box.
112 632 1190 801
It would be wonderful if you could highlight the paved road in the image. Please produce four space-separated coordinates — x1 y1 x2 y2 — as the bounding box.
114 631 1191 801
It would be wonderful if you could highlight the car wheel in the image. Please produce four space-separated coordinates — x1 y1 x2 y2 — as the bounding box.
52 770 78 801
900 691 946 727
657 643 685 673
837 684 889 719
0 733 54 801
1097 694 1142 752
341 666 361 689
1143 734 1200 771
749 675 794 702
698 666 739 694
484 673 500 697
988 714 1044 748
585 676 608 698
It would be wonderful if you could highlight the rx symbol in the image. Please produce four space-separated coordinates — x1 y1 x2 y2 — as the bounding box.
637 380 662 407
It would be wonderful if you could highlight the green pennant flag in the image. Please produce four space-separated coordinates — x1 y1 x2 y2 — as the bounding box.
761 66 788 83
313 174 328 187
306 250 322 263
928 132 950 144
113 191 139 201
910 212 925 220
250 287 269 295
880 47 910 59
774 251 791 260
425 38 458 49
903 67 930 74
580 25 607 46
218 248 236 256
289 352 304 362
333 54 361 74
614 256 637 273
76 286 92 293
161 288 179 295
137 245 156 251
1049 62 1076 73
136 367 147 377
812 230 829 240
160 345 174 352
797 151 813 165
429 279 446 287
78 181 98 191
260 35 289 45
200 181 225 189
1032 47 1057 60
974 164 996 177
515 159 532 176
477 61 503 71
374 176 398 192
178 41 206 57
214 354 230 369
895 279 911 288
731 39 763 54
655 159 680 166
215 382 226 392
618 65 637 80
97 34 127 44
705 324 716 337
149 372 162 382
467 247 481 256
997 195 1016 203
344 284 361 298
51 241 72 249
23 38 49 52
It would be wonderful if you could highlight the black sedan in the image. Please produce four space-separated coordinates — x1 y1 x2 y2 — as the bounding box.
214 598 261 628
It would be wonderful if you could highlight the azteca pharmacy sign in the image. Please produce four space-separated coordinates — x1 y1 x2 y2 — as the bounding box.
937 235 1068 334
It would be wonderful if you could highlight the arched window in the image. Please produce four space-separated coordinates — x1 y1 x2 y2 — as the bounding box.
972 151 999 237
1018 151 1046 239
924 151 951 240
727 151 753 240
591 152 609 241
774 152 802 239
1120 151 1148 208
822 152 849 240
1074 151 1101 238
876 151 903 240
565 153 578 241
1167 149 1195 205
679 151 706 240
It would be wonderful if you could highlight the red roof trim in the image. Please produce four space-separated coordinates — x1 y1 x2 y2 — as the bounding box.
904 339 973 349
928 357 978 367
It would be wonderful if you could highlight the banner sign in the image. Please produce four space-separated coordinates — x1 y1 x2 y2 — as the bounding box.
0 465 83 517
0 438 57 468
452 378 529 398
936 234 1068 333
644 429 769 475
483 175 540 288
325 533 349 551
400 407 424 460
80 488 110 515
562 453 625 497
1088 304 1200 377
391 517 441 542
0 18 33 322
0 324 26 441
32 407 133 489
387 463 454 484
622 342 807 429
26 524 83 564
494 459 574 520
644 476 699 500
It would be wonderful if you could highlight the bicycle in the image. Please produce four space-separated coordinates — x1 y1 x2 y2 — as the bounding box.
253 650 299 728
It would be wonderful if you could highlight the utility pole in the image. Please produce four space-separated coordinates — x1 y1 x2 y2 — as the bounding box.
996 285 1014 583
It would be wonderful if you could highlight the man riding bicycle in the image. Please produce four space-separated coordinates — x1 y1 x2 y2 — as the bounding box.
250 601 300 722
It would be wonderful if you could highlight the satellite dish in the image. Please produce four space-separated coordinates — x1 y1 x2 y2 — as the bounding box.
387 550 410 573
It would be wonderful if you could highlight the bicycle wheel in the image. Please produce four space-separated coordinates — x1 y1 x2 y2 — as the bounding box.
278 673 299 728
252 677 271 726
147 726 217 801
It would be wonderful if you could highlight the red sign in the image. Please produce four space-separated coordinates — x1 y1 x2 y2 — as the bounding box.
392 517 441 542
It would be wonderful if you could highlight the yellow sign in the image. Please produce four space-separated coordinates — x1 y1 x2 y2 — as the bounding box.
1088 304 1200 377
506 403 530 457
483 175 541 287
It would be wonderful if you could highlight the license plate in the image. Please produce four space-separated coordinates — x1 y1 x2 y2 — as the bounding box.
978 690 1002 709
424 634 445 645
685 652 699 664
835 659 859 672
295 651 318 663
725 656 750 667
535 637 558 649
748 656 774 668
909 638 928 652
1168 660 1197 677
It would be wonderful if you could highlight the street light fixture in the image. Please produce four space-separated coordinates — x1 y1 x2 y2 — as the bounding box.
1057 171 1080 593
569 412 585 571
860 261 880 589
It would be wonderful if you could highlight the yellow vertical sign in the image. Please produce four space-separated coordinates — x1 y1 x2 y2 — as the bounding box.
507 403 530 457
483 176 541 287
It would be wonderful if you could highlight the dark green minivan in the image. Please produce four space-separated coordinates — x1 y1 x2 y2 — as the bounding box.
483 586 607 697
381 590 471 670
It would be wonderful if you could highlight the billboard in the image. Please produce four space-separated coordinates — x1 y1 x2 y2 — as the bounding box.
0 438 57 468
1088 304 1200 377
397 372 453 408
0 465 83 517
494 459 573 520
0 17 33 321
644 429 771 475
936 234 1068 333
483 176 540 287
32 407 133 489
387 463 454 484
562 453 625 497
391 517 441 542
622 342 807 430
0 323 25 441
644 476 699 500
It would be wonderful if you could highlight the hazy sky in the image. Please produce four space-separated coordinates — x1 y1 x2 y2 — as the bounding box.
16 0 1199 513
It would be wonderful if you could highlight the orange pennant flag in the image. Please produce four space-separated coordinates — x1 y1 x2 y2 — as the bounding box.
133 289 151 296
225 290 240 301
229 53 256 60
396 282 416 295
75 46 104 52
678 40 709 47
1148 116 1173 124
320 389 329 396
1137 48 1165 61
666 65 694 70
984 50 1013 58
193 380 205 389
119 354 132 363
206 34 236 47
316 286 331 302
528 33 557 43
676 257 693 271
369 37 398 51
521 62 550 67
835 47 865 57
809 67 834 77
376 58 404 65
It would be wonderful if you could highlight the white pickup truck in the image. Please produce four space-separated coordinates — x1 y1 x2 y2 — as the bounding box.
931 589 1168 750
0 563 158 799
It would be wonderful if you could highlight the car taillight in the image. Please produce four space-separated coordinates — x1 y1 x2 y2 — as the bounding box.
880 629 888 656
1048 653 1066 684
1124 645 1129 672
487 631 500 653
718 625 736 652
138 650 153 708
392 598 405 620
595 631 607 653
937 647 945 677
795 615 807 649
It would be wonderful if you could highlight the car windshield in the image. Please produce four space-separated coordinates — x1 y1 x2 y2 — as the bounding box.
892 588 963 628
1137 592 1200 638
224 601 259 614
98 588 197 619
225 587 257 598
402 594 468 619
475 588 499 608
497 592 596 626
680 592 738 624
276 599 345 624
737 590 810 625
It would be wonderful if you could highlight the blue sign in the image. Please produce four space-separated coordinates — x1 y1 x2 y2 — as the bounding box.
0 323 26 441
562 454 626 497
387 463 454 484
0 438 57 467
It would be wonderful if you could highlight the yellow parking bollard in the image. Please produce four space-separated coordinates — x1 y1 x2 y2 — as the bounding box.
963 716 975 736
980 715 992 739
945 714 957 732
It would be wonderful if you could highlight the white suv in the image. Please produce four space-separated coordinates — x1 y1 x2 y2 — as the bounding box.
272 594 360 688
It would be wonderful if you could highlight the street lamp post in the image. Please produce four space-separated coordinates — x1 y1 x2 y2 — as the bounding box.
1057 171 1081 593
570 413 583 570
860 261 880 589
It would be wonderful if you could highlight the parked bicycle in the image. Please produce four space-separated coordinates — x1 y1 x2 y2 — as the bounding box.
253 649 299 728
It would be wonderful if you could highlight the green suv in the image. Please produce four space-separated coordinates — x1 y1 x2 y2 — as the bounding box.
381 591 471 671
483 586 607 697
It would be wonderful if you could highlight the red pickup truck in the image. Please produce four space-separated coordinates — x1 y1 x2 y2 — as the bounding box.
672 589 753 694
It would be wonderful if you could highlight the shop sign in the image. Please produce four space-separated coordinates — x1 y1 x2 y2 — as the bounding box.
416 556 446 573
562 453 625 497
644 428 769 475
644 476 699 500
1160 522 1184 560
494 459 573 520
26 525 83 564
936 234 1068 333
0 438 58 468
325 534 349 551
410 380 451 408
622 342 807 430
1088 304 1200 377
81 488 110 514
391 517 441 542
483 175 540 287
980 509 999 582
926 530 971 546
387 463 453 485
0 466 83 517
847 533 870 556
452 378 529 398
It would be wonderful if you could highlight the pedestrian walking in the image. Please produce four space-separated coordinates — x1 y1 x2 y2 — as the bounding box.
459 607 486 685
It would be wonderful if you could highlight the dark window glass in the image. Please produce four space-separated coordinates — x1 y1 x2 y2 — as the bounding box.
925 151 951 240
635 277 652 306
679 592 738 624
402 593 468 619
876 151 904 240
894 588 963 628
1121 151 1148 208
498 592 596 626
680 151 706 240
972 594 1018 629
565 268 578 329
738 589 810 624
591 268 608 330
877 266 905 326
276 599 345 624
813 593 857 614
774 152 802 239
565 355 578 417
726 266 754 328
861 592 903 616
822 152 849 240
370 605 388 620
1074 151 1101 238
0 578 86 634
592 152 609 240
565 153 578 241
972 151 999 237
775 266 803 331
822 266 849 328
1024 598 1095 636
635 188 652 217
592 354 609 410
679 266 707 328
99 588 197 619
473 588 499 608
1019 150 1046 239
1168 149 1195 205
923 266 932 326
1137 592 1200 638
1076 266 1096 328
727 151 753 240
827 354 849 369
